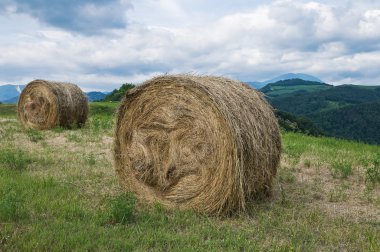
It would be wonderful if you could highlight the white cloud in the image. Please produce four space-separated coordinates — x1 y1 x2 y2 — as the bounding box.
359 9 380 37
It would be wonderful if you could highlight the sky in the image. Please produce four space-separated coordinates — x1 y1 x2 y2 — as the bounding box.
1 0 380 91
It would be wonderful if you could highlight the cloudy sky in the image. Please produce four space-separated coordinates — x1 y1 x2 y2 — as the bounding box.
1 0 380 91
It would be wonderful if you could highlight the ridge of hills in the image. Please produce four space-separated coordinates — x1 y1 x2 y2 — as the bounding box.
260 79 380 144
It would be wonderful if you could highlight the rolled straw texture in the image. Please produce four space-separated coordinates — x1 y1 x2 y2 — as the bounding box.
18 80 88 130
115 75 281 214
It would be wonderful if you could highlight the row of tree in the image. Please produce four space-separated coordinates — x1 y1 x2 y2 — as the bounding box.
103 83 135 101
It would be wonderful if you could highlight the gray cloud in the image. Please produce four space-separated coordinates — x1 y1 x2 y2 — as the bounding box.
0 0 131 34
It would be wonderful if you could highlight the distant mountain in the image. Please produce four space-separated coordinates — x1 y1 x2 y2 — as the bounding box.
2 96 19 104
264 73 323 84
0 84 25 103
86 91 107 102
246 73 323 89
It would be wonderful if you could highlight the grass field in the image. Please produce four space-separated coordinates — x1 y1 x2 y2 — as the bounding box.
0 102 379 251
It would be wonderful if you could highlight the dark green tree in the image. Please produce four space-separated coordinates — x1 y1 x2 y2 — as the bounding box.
103 83 135 101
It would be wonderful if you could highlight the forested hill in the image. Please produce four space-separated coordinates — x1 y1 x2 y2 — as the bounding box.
311 101 380 144
261 79 380 145
268 84 380 115
260 79 332 97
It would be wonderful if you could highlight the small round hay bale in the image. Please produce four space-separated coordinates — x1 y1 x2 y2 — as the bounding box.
115 75 281 214
18 80 88 130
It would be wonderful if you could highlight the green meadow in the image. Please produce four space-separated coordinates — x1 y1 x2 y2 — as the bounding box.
0 102 379 251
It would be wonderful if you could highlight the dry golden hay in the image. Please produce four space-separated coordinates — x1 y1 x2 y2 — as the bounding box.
115 75 281 214
17 80 88 130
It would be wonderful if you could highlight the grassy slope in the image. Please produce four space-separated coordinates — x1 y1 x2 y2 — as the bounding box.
268 85 380 116
260 79 332 97
263 84 332 97
267 84 380 144
0 103 379 251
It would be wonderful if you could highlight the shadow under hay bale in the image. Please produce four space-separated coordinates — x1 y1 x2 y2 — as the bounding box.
115 75 281 215
17 80 88 130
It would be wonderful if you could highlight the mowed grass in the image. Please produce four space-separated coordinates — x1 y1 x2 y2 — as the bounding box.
0 103 379 251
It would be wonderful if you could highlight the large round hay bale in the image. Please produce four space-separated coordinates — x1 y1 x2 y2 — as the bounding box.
115 75 281 214
18 80 88 130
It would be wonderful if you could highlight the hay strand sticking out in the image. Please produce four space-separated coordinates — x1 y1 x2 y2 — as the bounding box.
18 80 88 130
115 75 281 214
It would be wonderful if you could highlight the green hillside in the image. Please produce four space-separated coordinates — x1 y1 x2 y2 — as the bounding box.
260 79 332 97
267 84 380 115
262 81 380 144
311 101 380 145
